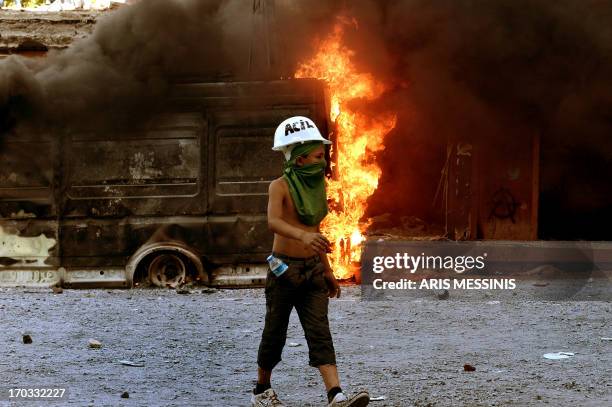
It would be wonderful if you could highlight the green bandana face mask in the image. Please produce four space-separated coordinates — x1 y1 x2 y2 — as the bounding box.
282 141 328 226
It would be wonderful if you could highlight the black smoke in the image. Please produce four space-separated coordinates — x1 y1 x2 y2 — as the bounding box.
1 1 228 132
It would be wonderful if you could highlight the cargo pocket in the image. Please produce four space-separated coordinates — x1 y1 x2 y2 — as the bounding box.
311 264 329 292
280 263 307 288
264 269 275 296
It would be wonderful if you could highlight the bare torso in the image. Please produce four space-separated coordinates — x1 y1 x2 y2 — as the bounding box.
270 177 319 258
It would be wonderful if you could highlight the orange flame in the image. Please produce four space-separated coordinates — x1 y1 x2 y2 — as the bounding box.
295 17 396 279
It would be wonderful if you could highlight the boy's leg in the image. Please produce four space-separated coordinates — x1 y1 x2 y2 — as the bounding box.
294 263 338 388
255 367 272 394
318 363 340 391
257 367 272 385
255 271 294 391
295 263 370 406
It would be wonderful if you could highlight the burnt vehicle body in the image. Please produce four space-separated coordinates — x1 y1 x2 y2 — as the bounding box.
0 79 330 288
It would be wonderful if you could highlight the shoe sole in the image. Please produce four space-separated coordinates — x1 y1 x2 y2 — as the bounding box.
342 392 370 407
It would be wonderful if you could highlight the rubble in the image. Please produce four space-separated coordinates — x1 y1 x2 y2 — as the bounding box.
87 338 102 348
0 10 98 54
543 352 575 360
366 213 446 241
370 395 386 401
437 289 449 300
118 360 144 367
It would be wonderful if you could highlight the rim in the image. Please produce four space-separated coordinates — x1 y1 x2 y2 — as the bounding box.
147 253 186 288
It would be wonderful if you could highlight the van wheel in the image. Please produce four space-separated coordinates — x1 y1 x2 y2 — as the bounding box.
147 253 186 288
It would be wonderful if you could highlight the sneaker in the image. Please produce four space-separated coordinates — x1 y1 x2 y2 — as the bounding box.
327 390 370 407
251 388 286 406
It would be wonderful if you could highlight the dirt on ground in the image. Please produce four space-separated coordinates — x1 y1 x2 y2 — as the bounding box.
0 277 611 406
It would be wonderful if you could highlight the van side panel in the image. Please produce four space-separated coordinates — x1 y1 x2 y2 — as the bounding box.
1 80 329 281
0 133 59 270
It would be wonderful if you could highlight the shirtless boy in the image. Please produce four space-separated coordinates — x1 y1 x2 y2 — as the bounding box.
251 116 370 407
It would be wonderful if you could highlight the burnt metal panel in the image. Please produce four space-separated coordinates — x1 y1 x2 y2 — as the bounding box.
0 220 59 268
60 218 208 267
170 79 326 107
0 132 57 218
207 109 312 214
62 112 207 218
204 214 272 260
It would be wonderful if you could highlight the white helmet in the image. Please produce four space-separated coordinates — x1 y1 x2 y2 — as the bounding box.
273 116 332 160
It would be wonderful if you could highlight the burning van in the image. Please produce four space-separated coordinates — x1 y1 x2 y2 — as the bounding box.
0 78 331 288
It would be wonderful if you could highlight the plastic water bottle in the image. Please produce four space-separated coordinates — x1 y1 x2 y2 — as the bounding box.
266 255 288 277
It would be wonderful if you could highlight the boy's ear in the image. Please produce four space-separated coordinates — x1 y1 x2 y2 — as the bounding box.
296 156 304 166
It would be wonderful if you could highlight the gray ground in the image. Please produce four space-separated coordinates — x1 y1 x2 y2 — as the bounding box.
0 278 611 407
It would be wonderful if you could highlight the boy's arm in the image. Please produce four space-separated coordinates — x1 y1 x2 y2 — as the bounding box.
319 250 341 298
267 180 330 253
319 251 333 274
317 226 341 298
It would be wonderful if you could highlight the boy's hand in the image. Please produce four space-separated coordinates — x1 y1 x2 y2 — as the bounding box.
324 270 341 298
300 232 331 254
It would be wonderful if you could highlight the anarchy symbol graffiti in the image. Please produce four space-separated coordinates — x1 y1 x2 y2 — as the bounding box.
489 187 519 223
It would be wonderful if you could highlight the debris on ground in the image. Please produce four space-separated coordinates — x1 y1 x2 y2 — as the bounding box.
366 213 446 239
22 334 32 344
202 288 217 294
370 395 387 401
563 381 578 389
543 352 574 360
120 391 129 399
118 360 145 367
52 286 63 294
288 342 301 347
437 289 449 300
463 364 476 371
88 339 102 349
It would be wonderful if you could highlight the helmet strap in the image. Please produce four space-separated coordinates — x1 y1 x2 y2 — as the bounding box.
283 144 296 161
